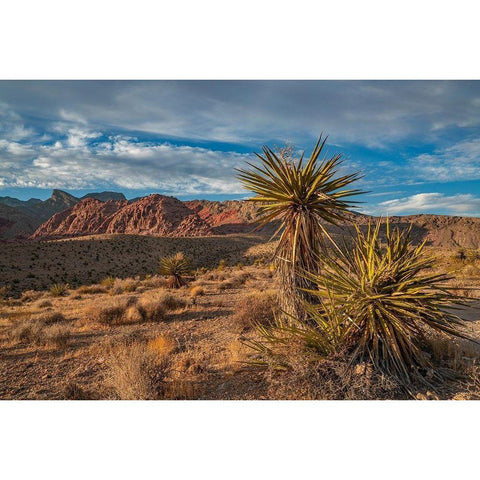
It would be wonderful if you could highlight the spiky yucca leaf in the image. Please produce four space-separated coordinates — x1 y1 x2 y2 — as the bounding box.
304 219 472 385
158 252 190 288
236 134 364 316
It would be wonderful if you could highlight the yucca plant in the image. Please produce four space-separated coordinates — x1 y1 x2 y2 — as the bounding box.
49 283 69 297
304 219 472 386
158 252 190 288
236 134 364 317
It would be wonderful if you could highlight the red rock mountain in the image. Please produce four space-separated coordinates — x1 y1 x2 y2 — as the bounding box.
31 195 211 239
23 193 480 249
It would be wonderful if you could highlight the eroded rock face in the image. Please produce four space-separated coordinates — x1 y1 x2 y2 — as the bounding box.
31 198 126 239
23 192 480 249
31 195 211 239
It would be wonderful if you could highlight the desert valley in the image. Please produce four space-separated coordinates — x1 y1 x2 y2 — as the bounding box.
1 188 480 400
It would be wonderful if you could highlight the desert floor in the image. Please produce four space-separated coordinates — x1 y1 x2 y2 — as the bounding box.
1 237 480 400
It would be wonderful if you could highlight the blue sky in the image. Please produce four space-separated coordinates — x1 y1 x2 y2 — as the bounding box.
0 80 480 216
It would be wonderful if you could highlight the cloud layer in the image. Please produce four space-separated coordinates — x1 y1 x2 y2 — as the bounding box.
1 81 480 211
368 193 480 217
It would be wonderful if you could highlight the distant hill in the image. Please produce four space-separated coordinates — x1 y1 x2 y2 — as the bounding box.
31 195 211 239
2 189 480 249
0 190 127 239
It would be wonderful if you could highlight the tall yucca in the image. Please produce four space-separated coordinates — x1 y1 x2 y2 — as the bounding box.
304 219 471 386
158 252 190 288
236 134 364 317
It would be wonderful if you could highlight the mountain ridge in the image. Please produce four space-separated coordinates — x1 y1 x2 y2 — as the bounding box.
1 190 480 249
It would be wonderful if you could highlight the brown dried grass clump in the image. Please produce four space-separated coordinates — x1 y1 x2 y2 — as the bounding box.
85 299 129 326
147 335 177 359
77 285 107 295
137 299 167 322
105 341 173 400
235 291 277 331
190 285 205 298
7 312 70 348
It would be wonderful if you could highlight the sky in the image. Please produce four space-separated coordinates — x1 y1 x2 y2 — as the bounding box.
0 80 479 216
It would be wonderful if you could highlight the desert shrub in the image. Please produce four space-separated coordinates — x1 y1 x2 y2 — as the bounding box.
101 276 116 288
218 280 236 291
50 283 69 297
35 311 66 325
111 278 138 294
147 335 177 358
158 252 191 288
42 324 72 349
235 291 277 330
35 299 53 308
7 312 68 346
123 304 144 324
230 272 250 286
7 319 43 344
156 292 186 311
190 286 205 298
142 275 167 289
20 290 43 303
105 342 168 400
138 299 167 322
77 285 107 295
218 259 227 270
85 299 128 326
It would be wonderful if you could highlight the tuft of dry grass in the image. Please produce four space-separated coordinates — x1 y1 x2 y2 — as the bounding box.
35 299 53 308
137 299 167 322
104 342 167 400
147 335 177 359
234 290 277 331
190 285 205 298
42 324 72 349
7 311 70 348
77 285 107 295
142 275 167 289
85 299 129 326
157 292 187 311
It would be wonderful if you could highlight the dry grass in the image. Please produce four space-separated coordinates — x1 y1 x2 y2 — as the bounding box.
234 290 277 331
1 257 479 400
147 334 177 359
190 285 205 298
137 298 167 322
76 284 107 295
7 311 70 348
110 278 139 295
104 341 164 400
85 299 129 326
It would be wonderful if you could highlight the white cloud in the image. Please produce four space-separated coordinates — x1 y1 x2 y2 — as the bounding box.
369 193 480 216
0 127 252 194
409 138 480 183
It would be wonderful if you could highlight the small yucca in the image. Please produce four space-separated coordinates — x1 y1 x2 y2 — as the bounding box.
158 253 190 289
304 219 472 386
49 283 69 297
237 134 363 317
